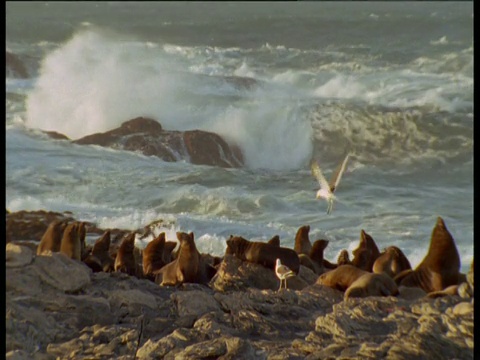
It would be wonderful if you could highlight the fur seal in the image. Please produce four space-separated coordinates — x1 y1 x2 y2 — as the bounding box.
394 217 463 293
90 230 115 272
372 246 412 278
294 225 312 255
226 235 300 274
299 239 330 274
337 249 351 266
344 272 399 299
59 222 82 260
37 220 68 255
142 232 173 280
267 235 280 247
77 222 89 261
351 229 380 271
155 231 214 286
114 232 138 276
316 264 369 291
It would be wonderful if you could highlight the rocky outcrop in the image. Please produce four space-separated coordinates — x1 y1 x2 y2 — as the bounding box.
6 243 473 360
5 211 474 359
65 117 244 168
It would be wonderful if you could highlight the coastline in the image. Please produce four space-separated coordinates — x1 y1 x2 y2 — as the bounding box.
6 210 474 359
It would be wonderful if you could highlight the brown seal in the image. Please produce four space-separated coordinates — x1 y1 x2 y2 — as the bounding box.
90 230 114 272
344 272 399 299
294 225 312 255
351 229 380 271
37 220 68 255
394 217 464 293
315 264 369 291
226 235 300 274
372 246 411 278
142 232 173 280
299 239 330 274
154 231 214 286
337 249 351 266
114 232 138 276
59 222 82 260
267 235 280 247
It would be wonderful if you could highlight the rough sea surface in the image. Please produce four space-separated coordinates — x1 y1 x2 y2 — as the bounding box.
6 2 473 272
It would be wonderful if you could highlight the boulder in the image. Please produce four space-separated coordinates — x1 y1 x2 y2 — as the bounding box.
70 117 244 168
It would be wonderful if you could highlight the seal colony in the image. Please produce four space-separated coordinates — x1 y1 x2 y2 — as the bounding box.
6 210 474 359
31 214 471 300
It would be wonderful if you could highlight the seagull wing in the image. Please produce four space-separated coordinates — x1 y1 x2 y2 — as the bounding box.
329 153 350 193
311 160 330 193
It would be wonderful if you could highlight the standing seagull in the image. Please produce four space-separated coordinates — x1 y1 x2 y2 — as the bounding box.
275 258 296 291
311 153 350 215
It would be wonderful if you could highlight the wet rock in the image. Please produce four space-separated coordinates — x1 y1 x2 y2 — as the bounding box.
71 117 244 168
6 51 29 78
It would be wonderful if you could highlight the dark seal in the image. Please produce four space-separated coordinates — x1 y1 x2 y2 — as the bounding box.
226 235 300 275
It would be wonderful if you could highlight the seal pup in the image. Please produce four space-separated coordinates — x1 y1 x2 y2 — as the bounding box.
311 153 350 214
37 220 68 255
351 230 380 272
316 264 369 292
344 272 399 299
155 231 214 286
394 217 463 293
275 258 296 290
294 225 312 255
114 232 138 276
372 246 411 278
143 232 171 281
226 235 300 274
89 230 114 272
60 222 82 261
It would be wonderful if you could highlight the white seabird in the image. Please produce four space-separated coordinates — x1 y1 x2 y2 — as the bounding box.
275 258 295 291
311 153 350 215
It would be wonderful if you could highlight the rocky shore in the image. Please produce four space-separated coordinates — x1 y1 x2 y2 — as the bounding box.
6 210 474 360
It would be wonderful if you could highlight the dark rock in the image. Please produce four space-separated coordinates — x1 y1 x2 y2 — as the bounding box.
71 117 244 168
43 131 70 141
6 51 29 79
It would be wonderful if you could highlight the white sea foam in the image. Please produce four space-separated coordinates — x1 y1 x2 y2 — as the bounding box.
24 29 315 171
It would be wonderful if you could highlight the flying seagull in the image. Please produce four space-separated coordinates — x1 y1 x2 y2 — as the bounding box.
311 153 350 215
275 258 296 291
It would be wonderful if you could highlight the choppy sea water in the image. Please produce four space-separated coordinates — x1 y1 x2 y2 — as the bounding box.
6 2 473 272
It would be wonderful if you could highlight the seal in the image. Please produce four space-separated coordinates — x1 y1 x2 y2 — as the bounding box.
344 272 399 299
394 217 464 293
226 235 300 275
114 232 138 276
315 264 369 291
351 229 380 271
372 246 411 278
59 222 82 261
142 232 172 280
299 239 330 274
337 249 351 266
154 231 214 286
90 230 115 272
37 220 68 255
294 225 312 255
267 235 280 247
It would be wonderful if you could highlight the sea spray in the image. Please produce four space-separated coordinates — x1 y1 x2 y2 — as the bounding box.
25 28 315 171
